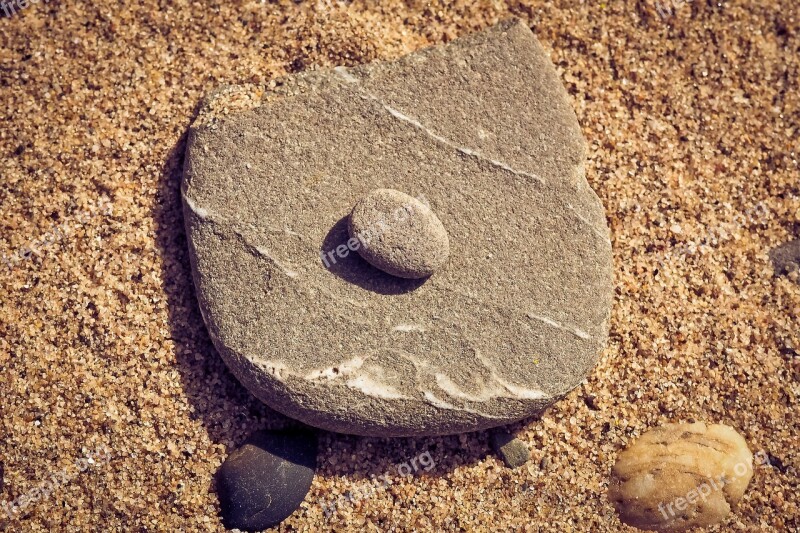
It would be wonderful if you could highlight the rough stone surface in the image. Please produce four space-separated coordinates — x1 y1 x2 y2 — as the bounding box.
609 422 754 533
347 188 450 279
182 19 613 436
489 430 529 469
218 430 317 531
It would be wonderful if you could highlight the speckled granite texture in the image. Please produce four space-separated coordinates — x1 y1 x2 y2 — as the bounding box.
0 1 797 531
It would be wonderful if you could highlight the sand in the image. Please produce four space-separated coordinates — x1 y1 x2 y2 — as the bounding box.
0 1 797 531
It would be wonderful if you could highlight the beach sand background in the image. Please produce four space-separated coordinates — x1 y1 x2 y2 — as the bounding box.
0 0 797 531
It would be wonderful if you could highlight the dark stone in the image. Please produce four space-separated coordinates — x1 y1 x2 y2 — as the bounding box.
770 239 800 277
218 430 317 531
584 394 600 410
490 430 529 469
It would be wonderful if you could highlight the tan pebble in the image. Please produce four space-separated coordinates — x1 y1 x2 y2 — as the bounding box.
609 422 754 532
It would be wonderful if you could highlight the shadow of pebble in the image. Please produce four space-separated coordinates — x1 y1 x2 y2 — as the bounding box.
320 216 427 295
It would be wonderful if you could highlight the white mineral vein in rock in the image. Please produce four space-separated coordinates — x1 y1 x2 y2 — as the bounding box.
182 192 210 220
525 312 591 340
262 358 405 403
333 66 359 83
473 348 550 400
194 193 565 405
434 372 494 402
277 352 410 400
423 391 459 410
456 146 545 185
255 360 290 381
304 356 365 381
183 192 308 242
254 246 299 278
346 374 408 400
493 377 549 400
392 324 427 333
266 345 544 406
434 371 547 403
422 391 504 419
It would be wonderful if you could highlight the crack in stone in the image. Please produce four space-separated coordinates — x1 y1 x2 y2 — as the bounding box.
253 245 299 279
228 228 301 280
525 312 591 340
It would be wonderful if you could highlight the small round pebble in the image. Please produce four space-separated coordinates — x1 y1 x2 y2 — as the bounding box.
217 430 317 531
347 189 450 279
490 430 530 469
609 422 754 532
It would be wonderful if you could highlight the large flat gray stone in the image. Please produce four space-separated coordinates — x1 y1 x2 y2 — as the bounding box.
182 19 613 437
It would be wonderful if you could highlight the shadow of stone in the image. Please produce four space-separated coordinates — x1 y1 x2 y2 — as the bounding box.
152 123 295 453
319 216 427 295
